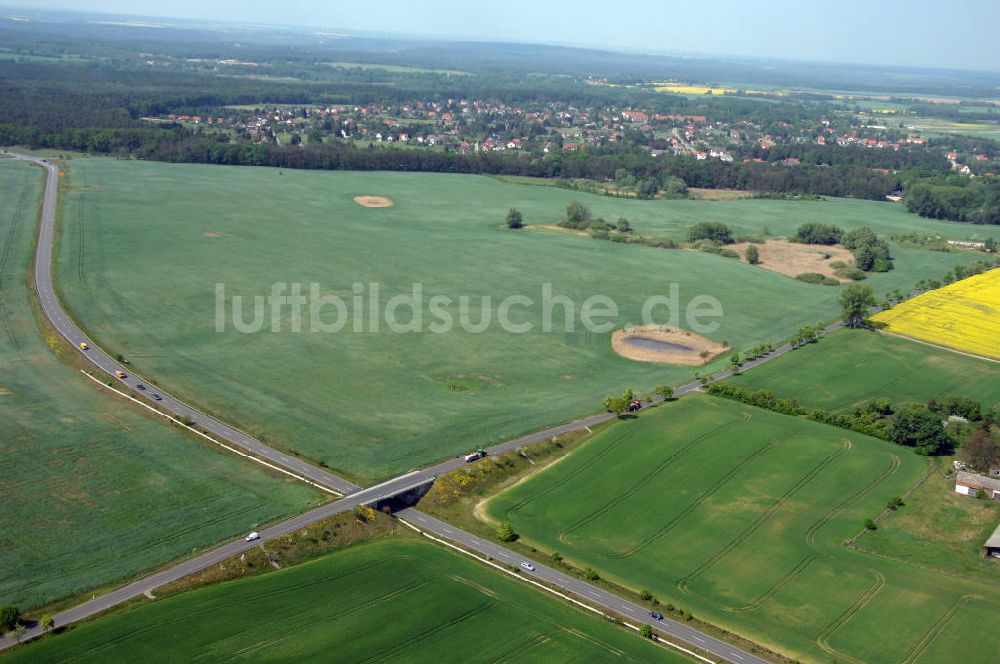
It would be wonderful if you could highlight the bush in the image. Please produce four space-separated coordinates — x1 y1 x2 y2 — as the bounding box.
585 567 600 581
559 201 592 229
496 521 517 542
0 606 20 631
834 267 867 281
640 623 654 639
794 223 843 245
745 244 760 264
687 222 733 244
944 395 982 421
864 518 877 531
795 272 840 286
505 208 524 229
889 404 954 455
640 589 654 602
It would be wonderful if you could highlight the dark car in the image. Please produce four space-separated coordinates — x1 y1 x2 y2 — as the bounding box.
136 384 146 390
152 393 162 401
649 611 663 620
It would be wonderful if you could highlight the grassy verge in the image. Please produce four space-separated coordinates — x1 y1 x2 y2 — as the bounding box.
854 458 1000 581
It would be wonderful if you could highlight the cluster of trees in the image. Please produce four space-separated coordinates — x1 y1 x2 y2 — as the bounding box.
707 385 957 455
842 227 894 272
904 177 1000 225
602 387 639 417
687 222 733 244
793 223 893 272
793 223 843 245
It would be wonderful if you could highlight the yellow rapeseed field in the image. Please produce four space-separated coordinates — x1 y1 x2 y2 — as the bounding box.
871 269 1000 359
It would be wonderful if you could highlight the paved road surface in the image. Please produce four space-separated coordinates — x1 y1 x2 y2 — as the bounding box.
399 510 770 664
2 152 793 661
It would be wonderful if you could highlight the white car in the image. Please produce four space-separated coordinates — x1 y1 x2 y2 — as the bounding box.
520 561 535 572
245 531 260 542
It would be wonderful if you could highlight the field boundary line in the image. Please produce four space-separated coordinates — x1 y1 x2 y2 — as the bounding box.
877 330 1000 364
80 370 342 497
396 517 717 664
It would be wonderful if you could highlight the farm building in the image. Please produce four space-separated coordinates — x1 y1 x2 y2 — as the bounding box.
955 471 1000 501
984 523 1000 559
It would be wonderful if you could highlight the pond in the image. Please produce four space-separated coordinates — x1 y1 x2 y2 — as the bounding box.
622 337 692 352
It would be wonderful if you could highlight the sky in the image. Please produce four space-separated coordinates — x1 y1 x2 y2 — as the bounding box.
15 0 1000 72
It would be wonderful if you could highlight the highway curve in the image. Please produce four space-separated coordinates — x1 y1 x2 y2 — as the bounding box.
2 152 773 663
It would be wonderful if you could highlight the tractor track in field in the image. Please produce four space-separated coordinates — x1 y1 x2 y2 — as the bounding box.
600 430 784 560
501 409 687 521
815 568 886 664
76 192 88 286
900 594 977 664
726 555 821 614
0 183 30 352
557 411 752 546
677 439 852 594
804 452 901 546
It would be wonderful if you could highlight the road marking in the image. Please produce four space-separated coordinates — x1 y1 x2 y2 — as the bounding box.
690 635 705 643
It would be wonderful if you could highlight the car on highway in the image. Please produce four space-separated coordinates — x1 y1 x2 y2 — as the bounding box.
136 384 146 391
152 393 162 401
650 611 664 620
79 341 89 350
245 532 259 542
520 561 535 572
114 370 127 379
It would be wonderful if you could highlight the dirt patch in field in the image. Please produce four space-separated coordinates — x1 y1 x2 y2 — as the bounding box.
687 187 754 200
0 387 11 396
611 324 727 365
353 195 394 208
201 231 221 238
526 224 590 238
730 239 855 281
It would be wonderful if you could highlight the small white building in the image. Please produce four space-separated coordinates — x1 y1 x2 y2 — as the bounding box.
955 471 1000 500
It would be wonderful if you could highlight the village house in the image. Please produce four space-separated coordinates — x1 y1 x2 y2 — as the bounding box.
955 471 1000 501
621 110 649 123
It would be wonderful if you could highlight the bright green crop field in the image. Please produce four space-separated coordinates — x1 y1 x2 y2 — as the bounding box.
55 159 986 479
6 538 690 663
484 395 1000 663
0 159 320 609
725 328 1000 413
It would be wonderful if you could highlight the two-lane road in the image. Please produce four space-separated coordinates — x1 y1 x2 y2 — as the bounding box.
4 151 776 662
15 152 360 497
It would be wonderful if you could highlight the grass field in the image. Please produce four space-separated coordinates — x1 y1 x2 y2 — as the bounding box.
871 269 1000 359
725 328 1000 413
0 159 320 609
6 538 690 663
857 458 1000 582
484 395 1000 662
53 159 991 480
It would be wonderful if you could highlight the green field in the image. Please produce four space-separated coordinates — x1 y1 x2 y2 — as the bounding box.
725 328 1000 413
484 395 1000 662
858 459 1000 582
54 159 988 480
0 159 319 609
6 538 689 663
